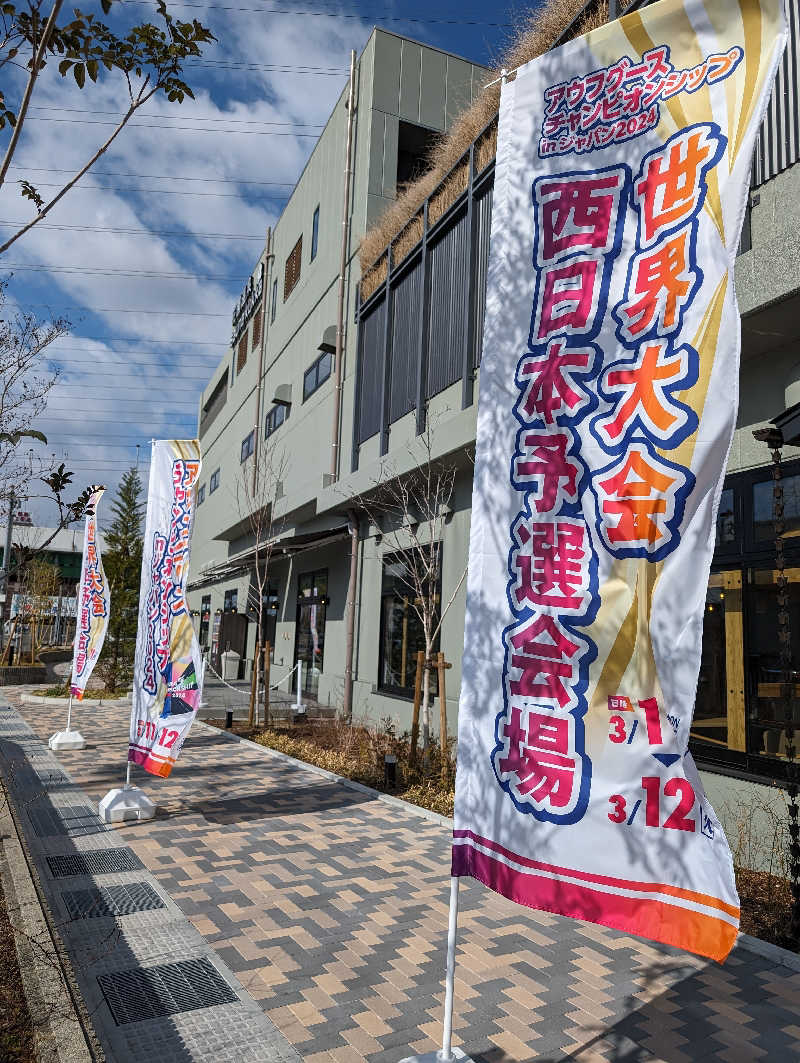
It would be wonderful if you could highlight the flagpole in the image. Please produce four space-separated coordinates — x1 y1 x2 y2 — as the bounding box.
441 876 460 1061
65 694 72 732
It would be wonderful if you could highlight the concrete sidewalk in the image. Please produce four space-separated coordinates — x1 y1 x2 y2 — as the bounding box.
4 688 800 1063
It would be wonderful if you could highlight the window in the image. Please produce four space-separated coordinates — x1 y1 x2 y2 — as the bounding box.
397 120 439 187
209 468 220 494
693 456 800 783
237 330 248 373
753 474 800 541
267 404 285 435
251 310 262 350
284 235 302 300
224 588 238 612
303 350 333 402
311 205 320 261
265 403 287 438
271 278 278 323
240 430 255 463
200 369 228 435
199 594 211 647
378 551 441 698
197 483 206 506
295 569 328 699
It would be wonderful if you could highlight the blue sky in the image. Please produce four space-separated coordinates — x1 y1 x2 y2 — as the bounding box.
0 0 523 518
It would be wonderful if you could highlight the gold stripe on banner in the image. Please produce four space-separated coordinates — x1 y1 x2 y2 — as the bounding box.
668 271 729 473
621 7 725 245
731 0 764 162
588 561 638 714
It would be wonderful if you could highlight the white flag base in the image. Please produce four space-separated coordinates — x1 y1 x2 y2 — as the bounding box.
48 729 86 751
98 784 156 823
398 1050 472 1062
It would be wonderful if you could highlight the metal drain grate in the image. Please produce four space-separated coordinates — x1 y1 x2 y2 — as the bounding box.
98 957 238 1025
62 882 165 920
47 848 144 877
28 804 106 838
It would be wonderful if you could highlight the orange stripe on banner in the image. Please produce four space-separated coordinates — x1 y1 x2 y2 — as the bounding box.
454 831 740 921
453 845 738 963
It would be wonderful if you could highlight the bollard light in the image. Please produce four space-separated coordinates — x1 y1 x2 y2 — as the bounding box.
384 753 397 790
225 710 233 730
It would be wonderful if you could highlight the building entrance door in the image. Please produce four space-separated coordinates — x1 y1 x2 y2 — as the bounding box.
294 570 327 700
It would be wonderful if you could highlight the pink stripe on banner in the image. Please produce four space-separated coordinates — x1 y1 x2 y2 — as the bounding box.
452 829 739 919
452 843 737 962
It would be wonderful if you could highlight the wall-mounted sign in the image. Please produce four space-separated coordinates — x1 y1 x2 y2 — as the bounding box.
231 263 264 346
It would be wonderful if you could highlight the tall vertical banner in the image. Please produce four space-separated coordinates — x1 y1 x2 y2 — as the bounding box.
129 440 204 778
70 487 110 699
453 0 787 962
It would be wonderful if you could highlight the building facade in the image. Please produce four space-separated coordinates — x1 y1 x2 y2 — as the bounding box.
189 11 800 834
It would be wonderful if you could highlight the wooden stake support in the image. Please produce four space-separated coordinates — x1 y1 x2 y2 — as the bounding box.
437 652 452 786
410 649 424 767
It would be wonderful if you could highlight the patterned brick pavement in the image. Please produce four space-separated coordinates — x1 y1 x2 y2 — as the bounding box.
5 689 800 1063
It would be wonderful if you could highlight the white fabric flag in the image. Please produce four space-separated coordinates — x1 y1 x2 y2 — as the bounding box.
129 440 203 778
453 0 788 961
70 487 110 699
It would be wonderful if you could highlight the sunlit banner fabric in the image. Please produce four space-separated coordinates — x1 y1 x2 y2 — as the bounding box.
129 440 204 778
452 0 787 962
70 487 109 699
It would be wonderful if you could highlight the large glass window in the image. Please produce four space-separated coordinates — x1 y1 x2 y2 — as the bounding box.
753 474 800 541
378 551 441 698
199 594 211 647
294 570 327 699
715 487 736 549
223 588 238 612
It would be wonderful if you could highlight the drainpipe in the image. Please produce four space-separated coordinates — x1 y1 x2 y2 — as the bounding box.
330 48 357 481
252 226 274 495
342 508 359 721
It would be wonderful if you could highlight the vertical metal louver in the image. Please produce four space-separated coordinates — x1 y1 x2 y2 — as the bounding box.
389 263 423 423
357 297 385 443
753 0 800 186
427 210 470 399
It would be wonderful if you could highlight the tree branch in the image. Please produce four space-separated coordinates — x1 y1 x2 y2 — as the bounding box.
0 0 63 193
0 88 157 255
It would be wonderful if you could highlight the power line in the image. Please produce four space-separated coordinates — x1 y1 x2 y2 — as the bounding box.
23 304 229 317
5 263 249 281
8 165 295 188
22 116 321 136
48 334 225 345
6 181 288 200
28 107 324 129
0 220 265 241
122 0 509 26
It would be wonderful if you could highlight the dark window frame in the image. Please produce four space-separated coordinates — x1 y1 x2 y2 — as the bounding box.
303 350 333 402
377 549 442 700
209 468 220 494
223 587 238 612
691 456 800 784
270 277 278 323
311 205 320 261
197 483 206 506
240 430 255 463
265 402 287 438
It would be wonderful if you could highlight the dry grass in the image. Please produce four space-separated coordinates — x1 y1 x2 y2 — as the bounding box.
359 0 610 276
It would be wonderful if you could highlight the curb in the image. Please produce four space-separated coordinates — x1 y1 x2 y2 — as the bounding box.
193 720 454 828
21 693 131 707
0 775 100 1062
194 722 800 970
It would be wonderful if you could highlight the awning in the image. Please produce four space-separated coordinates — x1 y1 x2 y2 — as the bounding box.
187 524 349 592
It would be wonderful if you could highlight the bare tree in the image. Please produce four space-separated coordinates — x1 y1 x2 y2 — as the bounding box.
355 422 469 754
235 440 287 728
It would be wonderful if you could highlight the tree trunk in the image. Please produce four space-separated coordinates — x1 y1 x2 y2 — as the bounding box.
421 640 433 755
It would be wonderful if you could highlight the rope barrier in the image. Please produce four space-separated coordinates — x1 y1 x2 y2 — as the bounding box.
203 658 301 697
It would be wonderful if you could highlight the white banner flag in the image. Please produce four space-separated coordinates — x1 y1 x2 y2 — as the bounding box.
453 0 787 961
129 440 203 778
70 487 109 699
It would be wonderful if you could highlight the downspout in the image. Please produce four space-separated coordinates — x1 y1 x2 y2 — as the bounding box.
342 508 359 720
252 226 273 495
330 48 357 481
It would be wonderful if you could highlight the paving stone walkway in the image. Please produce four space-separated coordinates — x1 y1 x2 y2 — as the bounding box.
3 689 800 1063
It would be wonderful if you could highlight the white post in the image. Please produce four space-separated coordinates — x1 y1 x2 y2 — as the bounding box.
440 876 460 1062
125 760 131 788
65 694 72 732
